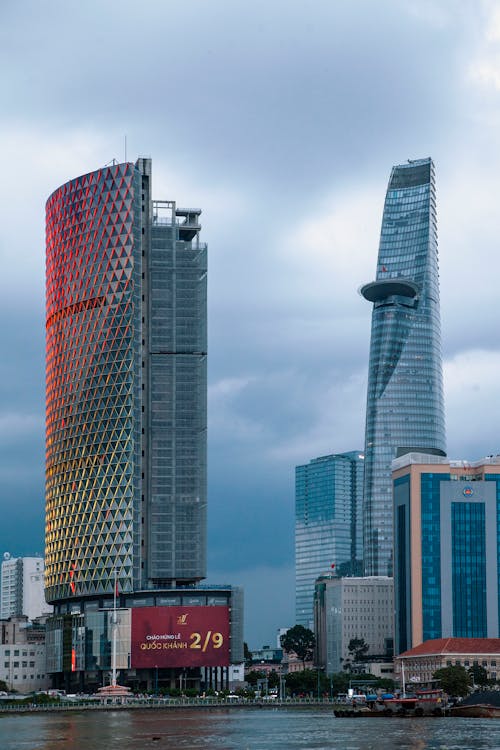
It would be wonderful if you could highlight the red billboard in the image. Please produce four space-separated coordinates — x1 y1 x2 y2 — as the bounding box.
131 606 230 668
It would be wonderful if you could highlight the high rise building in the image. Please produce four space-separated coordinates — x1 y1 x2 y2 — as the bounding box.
46 158 207 598
393 452 500 655
1 554 50 621
44 158 242 691
361 158 446 577
295 451 364 629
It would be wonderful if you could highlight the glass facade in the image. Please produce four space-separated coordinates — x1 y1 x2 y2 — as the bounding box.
295 451 364 629
394 474 410 654
485 474 500 630
451 502 487 637
362 158 446 576
45 159 207 604
420 472 447 642
394 456 500 653
147 203 207 584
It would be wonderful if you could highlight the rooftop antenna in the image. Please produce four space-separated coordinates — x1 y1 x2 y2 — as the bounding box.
124 135 127 163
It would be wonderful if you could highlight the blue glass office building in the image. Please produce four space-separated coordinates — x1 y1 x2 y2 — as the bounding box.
295 451 364 629
393 453 500 655
361 158 446 577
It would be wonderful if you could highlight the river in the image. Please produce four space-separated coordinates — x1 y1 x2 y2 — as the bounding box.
0 708 498 749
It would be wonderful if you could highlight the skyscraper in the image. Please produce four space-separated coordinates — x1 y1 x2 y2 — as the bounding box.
46 158 206 599
45 158 242 691
295 451 364 629
361 158 446 577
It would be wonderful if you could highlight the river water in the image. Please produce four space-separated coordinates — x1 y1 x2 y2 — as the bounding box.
0 709 499 750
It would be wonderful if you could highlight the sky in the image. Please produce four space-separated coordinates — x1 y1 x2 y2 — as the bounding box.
1 0 500 648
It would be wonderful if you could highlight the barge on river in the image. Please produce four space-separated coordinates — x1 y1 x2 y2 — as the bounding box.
334 689 447 717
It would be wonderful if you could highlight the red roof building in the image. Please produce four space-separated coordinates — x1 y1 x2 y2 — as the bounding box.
395 638 500 687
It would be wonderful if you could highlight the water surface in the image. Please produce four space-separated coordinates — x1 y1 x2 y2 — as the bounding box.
0 708 498 750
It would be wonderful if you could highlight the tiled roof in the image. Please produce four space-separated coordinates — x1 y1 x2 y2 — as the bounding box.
398 638 500 658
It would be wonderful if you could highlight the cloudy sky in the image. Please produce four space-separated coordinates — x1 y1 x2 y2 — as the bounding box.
1 0 500 647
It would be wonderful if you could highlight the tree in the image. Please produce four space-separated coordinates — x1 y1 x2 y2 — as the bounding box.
330 671 350 695
245 670 266 687
267 670 280 689
433 665 471 697
243 642 253 666
285 669 328 695
280 625 315 669
348 638 369 663
468 664 489 687
0 679 8 692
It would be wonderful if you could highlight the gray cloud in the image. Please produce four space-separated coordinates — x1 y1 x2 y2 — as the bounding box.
1 0 500 644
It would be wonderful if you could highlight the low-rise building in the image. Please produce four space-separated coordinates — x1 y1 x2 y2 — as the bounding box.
0 642 49 693
395 638 500 688
0 616 49 693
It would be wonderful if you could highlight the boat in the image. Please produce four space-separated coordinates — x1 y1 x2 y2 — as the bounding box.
450 703 500 718
450 691 500 718
334 688 447 717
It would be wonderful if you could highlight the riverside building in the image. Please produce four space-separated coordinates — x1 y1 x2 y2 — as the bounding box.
361 158 446 577
45 158 242 692
393 453 500 655
314 574 393 674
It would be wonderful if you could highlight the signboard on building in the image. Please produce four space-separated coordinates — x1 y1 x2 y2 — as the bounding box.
131 606 230 668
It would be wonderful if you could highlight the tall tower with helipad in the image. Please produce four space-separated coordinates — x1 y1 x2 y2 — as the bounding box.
361 158 446 577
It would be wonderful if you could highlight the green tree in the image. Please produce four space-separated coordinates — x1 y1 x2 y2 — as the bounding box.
280 625 315 669
267 670 280 689
245 670 266 687
348 638 369 663
468 664 489 687
0 679 8 692
330 671 350 695
433 665 471 697
285 669 328 695
243 642 253 666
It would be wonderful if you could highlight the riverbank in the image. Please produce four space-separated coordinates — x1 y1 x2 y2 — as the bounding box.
0 697 338 715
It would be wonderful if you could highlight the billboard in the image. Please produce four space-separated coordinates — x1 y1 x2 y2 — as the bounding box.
131 606 230 668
